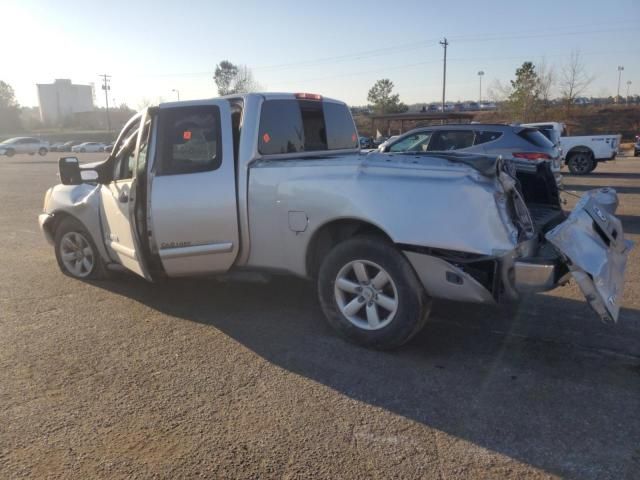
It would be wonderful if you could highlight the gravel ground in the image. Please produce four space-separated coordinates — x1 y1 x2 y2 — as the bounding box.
1 151 639 479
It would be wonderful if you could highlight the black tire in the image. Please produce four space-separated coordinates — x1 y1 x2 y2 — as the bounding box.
587 160 598 173
54 217 107 280
5 148 15 157
317 235 431 350
38 147 47 156
567 151 594 175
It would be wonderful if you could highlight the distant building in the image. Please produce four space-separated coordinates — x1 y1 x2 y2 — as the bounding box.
37 79 94 124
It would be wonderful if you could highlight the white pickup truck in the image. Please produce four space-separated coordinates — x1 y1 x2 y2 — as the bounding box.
524 122 620 175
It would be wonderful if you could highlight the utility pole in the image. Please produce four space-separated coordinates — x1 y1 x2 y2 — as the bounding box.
172 88 180 101
616 66 624 103
440 38 448 119
626 81 632 104
99 74 112 132
478 70 485 103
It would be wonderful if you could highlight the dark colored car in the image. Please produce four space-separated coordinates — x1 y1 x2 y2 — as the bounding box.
634 139 639 157
359 136 373 149
59 141 81 152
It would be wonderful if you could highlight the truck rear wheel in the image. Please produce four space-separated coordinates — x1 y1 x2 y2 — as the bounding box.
567 152 594 175
317 235 431 350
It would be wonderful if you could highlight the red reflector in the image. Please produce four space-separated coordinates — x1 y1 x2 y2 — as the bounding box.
351 133 357 142
512 152 551 161
295 92 322 101
183 131 192 140
263 133 271 143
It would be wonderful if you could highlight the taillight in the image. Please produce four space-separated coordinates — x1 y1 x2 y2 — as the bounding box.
295 92 322 101
512 152 551 161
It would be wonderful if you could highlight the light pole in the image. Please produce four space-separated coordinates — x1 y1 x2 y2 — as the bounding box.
616 66 624 103
626 81 632 104
477 70 485 104
172 89 180 101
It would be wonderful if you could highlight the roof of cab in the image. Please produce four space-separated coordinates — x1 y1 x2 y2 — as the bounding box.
158 92 346 109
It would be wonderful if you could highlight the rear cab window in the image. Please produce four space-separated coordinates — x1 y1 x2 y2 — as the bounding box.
258 98 358 155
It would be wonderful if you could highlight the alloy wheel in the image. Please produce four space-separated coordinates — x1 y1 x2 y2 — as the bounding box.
334 259 399 330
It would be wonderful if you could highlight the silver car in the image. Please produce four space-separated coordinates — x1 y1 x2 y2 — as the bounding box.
378 124 562 184
0 137 49 157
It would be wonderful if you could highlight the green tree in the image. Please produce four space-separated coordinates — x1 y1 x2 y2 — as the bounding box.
508 62 541 122
0 81 22 133
214 60 260 96
367 79 408 114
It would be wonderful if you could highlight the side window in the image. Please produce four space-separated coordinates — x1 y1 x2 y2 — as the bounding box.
157 105 222 175
389 132 432 152
427 130 475 151
113 132 137 181
474 131 503 145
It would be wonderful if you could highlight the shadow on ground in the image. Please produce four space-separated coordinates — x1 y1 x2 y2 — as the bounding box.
91 274 640 479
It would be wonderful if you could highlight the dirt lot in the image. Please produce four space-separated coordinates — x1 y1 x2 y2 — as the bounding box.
1 151 639 479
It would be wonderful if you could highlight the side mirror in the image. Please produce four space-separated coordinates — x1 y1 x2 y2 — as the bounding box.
59 157 81 185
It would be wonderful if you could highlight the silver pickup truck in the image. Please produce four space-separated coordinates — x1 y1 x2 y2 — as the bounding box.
38 93 633 349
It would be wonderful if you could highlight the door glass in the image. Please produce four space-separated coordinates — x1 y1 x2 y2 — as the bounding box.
157 106 221 175
389 132 432 152
427 131 475 151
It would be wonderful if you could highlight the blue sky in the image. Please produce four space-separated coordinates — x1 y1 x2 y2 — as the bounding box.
5 0 639 108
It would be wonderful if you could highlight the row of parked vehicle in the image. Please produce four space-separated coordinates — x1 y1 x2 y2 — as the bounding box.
362 121 621 176
39 92 632 350
0 137 114 157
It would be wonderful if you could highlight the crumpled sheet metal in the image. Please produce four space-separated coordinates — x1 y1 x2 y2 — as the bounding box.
545 188 633 323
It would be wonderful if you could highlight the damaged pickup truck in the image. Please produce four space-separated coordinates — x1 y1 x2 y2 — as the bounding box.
39 93 633 349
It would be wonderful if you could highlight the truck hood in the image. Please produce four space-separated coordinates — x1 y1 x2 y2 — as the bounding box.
545 188 633 323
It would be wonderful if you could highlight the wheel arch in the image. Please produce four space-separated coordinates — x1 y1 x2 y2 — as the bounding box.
565 145 594 163
48 209 111 263
305 218 393 279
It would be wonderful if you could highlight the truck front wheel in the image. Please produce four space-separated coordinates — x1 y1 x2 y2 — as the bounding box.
317 235 431 350
54 217 107 280
567 152 594 175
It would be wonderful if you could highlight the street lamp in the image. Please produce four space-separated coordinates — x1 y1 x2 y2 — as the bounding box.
616 66 624 103
478 70 485 104
626 80 632 104
172 89 180 101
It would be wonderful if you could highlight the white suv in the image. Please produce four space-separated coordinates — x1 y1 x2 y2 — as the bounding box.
0 137 49 157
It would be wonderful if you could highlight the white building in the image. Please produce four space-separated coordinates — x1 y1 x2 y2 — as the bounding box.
37 79 94 124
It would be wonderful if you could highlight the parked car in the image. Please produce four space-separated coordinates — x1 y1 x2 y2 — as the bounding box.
104 143 115 153
523 122 621 175
359 137 373 149
634 138 640 157
0 137 49 157
58 141 81 152
71 142 106 153
49 142 66 152
38 93 632 349
378 124 562 185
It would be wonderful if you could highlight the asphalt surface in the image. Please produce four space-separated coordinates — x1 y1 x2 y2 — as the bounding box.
1 151 639 479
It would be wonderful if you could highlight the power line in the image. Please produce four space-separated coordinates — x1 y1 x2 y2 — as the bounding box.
128 25 638 80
